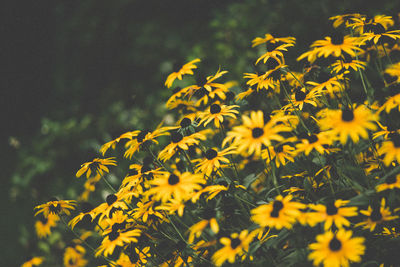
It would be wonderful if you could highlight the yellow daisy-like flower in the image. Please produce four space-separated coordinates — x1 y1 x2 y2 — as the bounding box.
251 33 296 48
261 143 295 168
115 247 151 267
188 207 219 243
379 93 400 114
76 157 117 179
35 213 59 238
251 195 305 230
156 198 186 217
356 198 398 231
158 130 208 162
376 173 400 191
21 257 44 267
147 171 205 203
99 131 140 156
295 132 333 156
317 105 378 144
223 110 291 157
132 199 164 223
309 199 358 230
306 72 345 96
63 245 87 267
198 103 239 128
191 184 228 202
283 87 320 110
360 28 400 45
299 33 363 61
330 56 367 74
308 229 365 267
194 147 236 176
348 15 394 34
235 87 255 101
244 72 279 92
90 193 129 223
95 228 142 257
181 68 228 99
212 230 255 267
165 58 201 88
329 13 363 28
34 198 76 218
378 133 400 166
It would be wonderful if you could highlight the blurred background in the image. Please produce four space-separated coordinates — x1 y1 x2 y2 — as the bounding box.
3 0 399 265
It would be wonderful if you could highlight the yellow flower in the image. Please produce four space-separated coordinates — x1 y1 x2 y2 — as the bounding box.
63 245 87 267
158 130 208 162
34 198 76 218
378 133 400 166
251 195 305 230
194 147 236 176
99 131 140 156
132 199 164 223
95 229 141 257
244 72 279 92
251 33 296 48
21 257 44 267
308 229 365 267
115 247 151 267
376 173 400 191
295 132 333 156
379 93 400 114
212 230 255 266
165 58 201 88
261 143 295 168
330 56 367 74
283 87 320 110
90 193 129 223
329 13 363 28
147 171 205 202
356 198 398 231
317 105 378 144
188 207 219 243
76 157 117 178
35 213 59 238
198 103 239 128
223 110 291 157
309 199 357 230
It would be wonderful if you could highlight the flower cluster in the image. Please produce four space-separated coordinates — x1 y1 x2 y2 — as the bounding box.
26 13 400 267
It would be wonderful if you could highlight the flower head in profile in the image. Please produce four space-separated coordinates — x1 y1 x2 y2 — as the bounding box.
378 132 400 166
188 207 219 243
35 213 59 238
76 157 117 179
251 195 305 230
356 198 398 231
376 173 400 191
165 58 201 88
95 228 142 257
34 198 77 218
212 230 255 266
21 257 44 267
308 229 365 267
147 171 206 202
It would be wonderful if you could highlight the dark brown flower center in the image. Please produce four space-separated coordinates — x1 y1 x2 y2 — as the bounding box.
307 134 318 144
230 238 241 249
168 174 180 185
270 200 284 218
108 230 120 241
275 145 283 153
326 202 338 215
330 32 344 45
106 194 117 206
386 175 397 184
370 209 383 222
329 237 342 251
295 90 307 101
389 133 400 148
210 104 222 114
341 109 354 122
49 203 61 214
252 127 264 138
137 130 150 143
205 148 218 160
171 132 183 143
180 118 192 128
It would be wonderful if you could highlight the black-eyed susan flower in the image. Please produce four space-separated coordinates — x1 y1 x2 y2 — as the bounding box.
76 157 117 179
34 198 76 218
182 68 228 99
356 198 398 231
91 193 129 223
235 88 254 101
191 184 228 202
317 105 378 144
132 198 164 223
308 229 365 267
212 230 255 266
295 132 333 156
378 133 400 166
261 143 296 168
243 72 279 92
165 58 201 88
99 131 140 156
158 130 209 162
379 93 400 114
188 207 219 243
348 14 394 34
330 55 367 74
376 173 400 191
156 198 186 217
306 72 345 96
309 199 358 230
223 110 291 157
35 213 59 238
360 24 400 45
283 87 320 110
64 245 87 267
21 257 44 267
147 171 205 203
95 228 142 257
251 195 305 230
198 103 239 128
194 147 236 176
115 247 151 267
329 13 363 28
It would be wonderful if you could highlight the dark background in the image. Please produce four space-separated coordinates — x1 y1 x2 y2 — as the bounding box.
2 0 399 265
